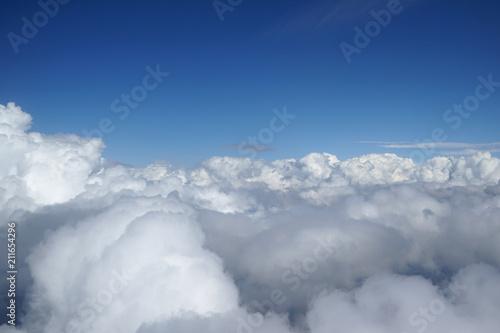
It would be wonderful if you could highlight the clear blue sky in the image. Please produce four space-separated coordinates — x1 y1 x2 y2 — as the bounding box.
1 0 499 166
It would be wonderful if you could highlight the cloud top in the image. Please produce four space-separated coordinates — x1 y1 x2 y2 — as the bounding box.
1 103 499 333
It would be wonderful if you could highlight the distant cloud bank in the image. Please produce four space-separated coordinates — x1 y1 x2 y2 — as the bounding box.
1 102 500 333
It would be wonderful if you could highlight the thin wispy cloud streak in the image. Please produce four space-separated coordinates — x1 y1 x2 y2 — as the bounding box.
437 148 500 155
228 143 275 153
362 141 500 155
362 140 500 148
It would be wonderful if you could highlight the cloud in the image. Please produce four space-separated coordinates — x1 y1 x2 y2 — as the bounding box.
273 0 389 34
23 196 239 333
363 141 500 157
363 141 500 150
1 103 500 332
436 148 500 156
0 102 104 214
266 0 426 37
228 143 275 153
308 264 500 333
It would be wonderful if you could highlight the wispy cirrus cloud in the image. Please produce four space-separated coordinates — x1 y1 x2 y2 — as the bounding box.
437 148 500 156
361 141 500 155
263 0 388 38
267 0 425 36
361 141 500 149
228 143 275 153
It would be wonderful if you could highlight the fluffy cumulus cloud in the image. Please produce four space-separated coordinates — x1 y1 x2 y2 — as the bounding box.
0 103 103 216
1 103 500 333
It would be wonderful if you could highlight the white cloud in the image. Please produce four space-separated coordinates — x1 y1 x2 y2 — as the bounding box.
1 103 500 332
364 141 500 156
436 148 500 156
363 141 500 149
308 264 500 333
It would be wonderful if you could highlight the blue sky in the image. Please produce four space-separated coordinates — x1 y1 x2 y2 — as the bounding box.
1 0 499 166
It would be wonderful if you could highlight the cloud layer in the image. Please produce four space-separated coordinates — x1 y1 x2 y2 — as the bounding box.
1 102 500 333
364 140 500 156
